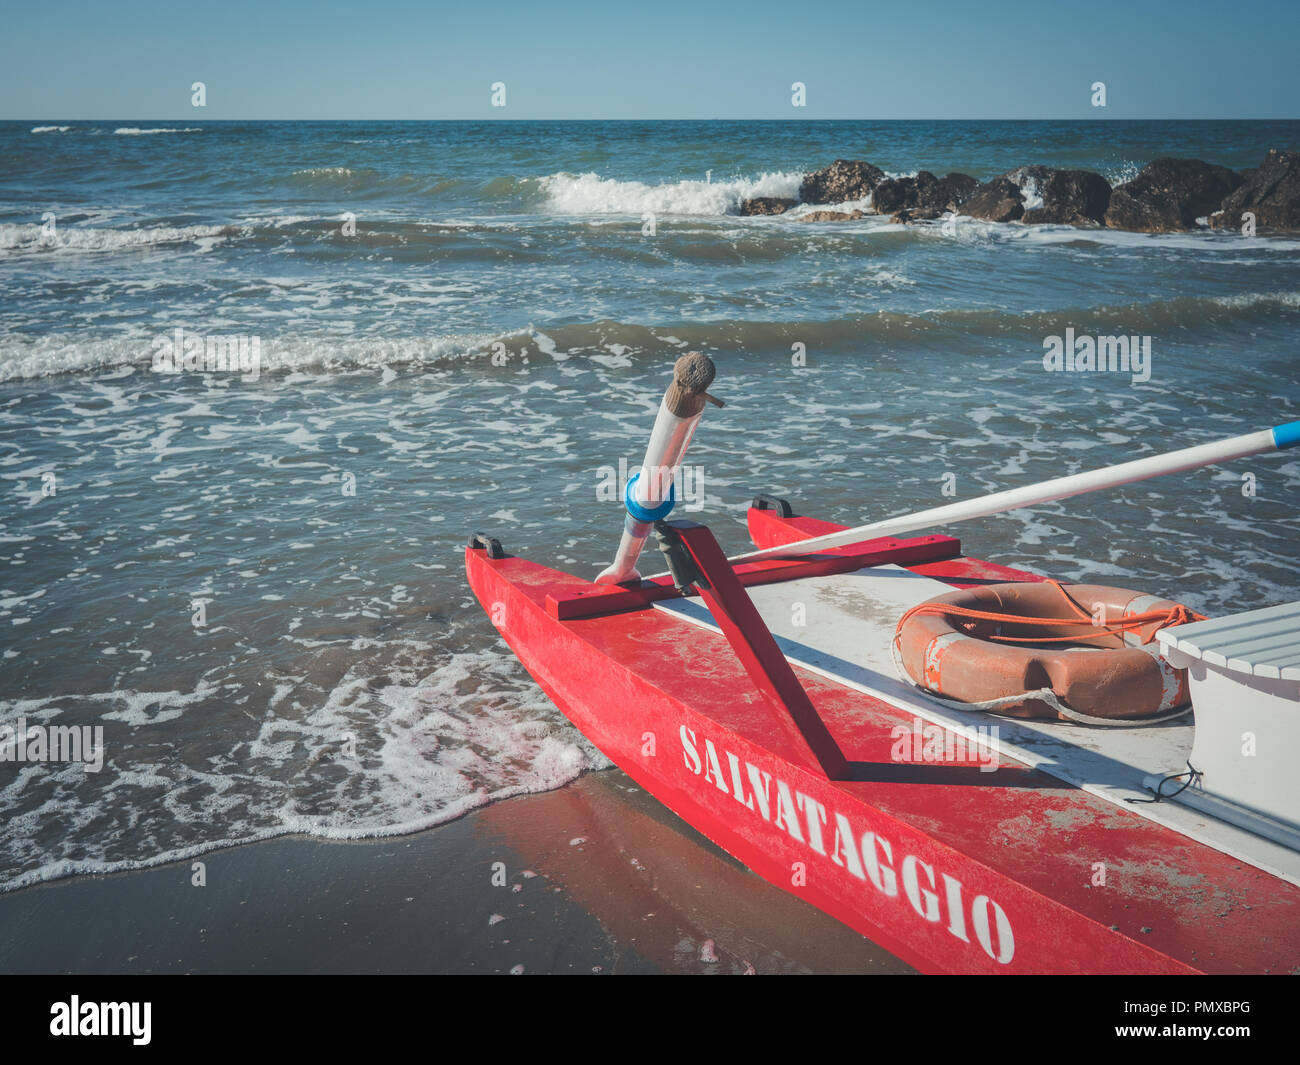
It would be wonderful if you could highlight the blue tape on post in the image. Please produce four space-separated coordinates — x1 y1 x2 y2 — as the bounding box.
624 472 676 523
1272 421 1300 450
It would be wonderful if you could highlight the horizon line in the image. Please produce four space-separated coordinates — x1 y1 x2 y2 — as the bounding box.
9 116 1300 123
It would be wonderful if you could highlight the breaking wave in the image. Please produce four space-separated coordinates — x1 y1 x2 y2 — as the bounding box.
538 170 804 215
0 221 242 254
113 126 203 135
4 290 1298 382
0 331 498 382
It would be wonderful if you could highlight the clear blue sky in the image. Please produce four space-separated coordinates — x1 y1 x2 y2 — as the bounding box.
2 0 1297 119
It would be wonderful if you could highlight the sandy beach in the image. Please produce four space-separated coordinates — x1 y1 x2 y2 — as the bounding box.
0 768 912 974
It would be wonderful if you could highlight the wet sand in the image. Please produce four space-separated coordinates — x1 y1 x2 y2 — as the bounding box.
0 768 913 975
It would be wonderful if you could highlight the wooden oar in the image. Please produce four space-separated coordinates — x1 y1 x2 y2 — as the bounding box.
733 421 1300 563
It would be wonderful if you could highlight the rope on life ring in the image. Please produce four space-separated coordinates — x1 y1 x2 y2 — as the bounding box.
888 638 1193 728
891 580 1207 726
895 579 1205 645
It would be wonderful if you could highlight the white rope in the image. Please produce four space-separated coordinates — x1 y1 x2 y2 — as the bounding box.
888 638 1193 729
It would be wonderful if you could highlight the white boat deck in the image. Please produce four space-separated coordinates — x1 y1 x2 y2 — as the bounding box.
655 564 1300 887
1159 600 1300 680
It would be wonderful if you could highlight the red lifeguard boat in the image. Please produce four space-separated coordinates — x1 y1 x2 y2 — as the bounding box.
466 356 1300 974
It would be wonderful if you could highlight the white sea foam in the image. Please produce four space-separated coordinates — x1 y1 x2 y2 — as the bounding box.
0 651 610 895
939 211 1300 251
289 167 371 182
30 125 71 133
539 170 804 216
1018 174 1044 211
1105 161 1142 187
0 331 499 382
0 221 240 255
1211 290 1300 310
784 196 875 220
113 127 203 135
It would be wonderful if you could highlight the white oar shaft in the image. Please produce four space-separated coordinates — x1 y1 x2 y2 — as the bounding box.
596 401 701 584
596 354 720 585
735 424 1297 563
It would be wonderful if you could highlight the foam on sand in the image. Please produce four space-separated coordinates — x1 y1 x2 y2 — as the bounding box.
0 651 610 895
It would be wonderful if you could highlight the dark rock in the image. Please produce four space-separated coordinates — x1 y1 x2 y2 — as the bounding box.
939 172 979 207
958 167 1110 225
869 177 911 214
1104 158 1242 232
890 207 943 224
870 171 978 216
798 159 885 204
1209 150 1300 233
1011 166 1111 225
963 176 1025 222
795 209 865 222
737 197 797 216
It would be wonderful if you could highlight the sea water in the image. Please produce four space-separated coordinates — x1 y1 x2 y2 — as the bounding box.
1 119 1297 892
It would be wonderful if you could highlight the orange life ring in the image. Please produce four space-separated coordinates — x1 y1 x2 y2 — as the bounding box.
893 582 1198 722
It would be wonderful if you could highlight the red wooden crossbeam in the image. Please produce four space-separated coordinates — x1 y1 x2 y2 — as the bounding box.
665 520 852 780
546 532 960 620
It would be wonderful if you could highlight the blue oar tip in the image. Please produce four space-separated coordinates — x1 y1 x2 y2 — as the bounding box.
1273 421 1300 450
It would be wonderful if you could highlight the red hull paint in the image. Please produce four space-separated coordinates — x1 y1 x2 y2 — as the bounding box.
465 509 1300 974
